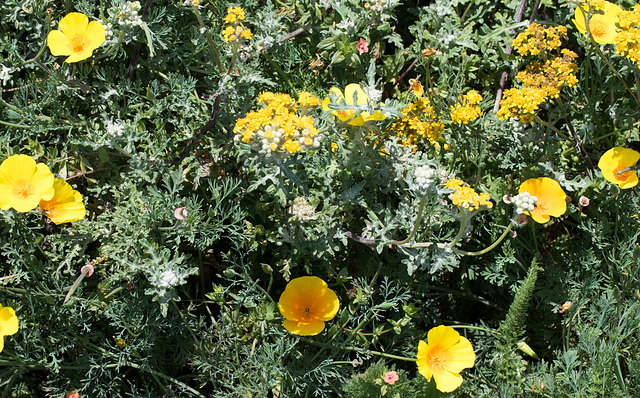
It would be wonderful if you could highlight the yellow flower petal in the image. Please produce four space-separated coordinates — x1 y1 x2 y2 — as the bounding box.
344 83 367 106
433 369 464 393
278 276 339 336
58 12 89 39
0 155 54 213
0 307 19 336
283 319 326 336
40 178 86 224
48 13 105 63
519 177 567 224
85 20 106 52
416 325 475 393
47 30 74 56
598 147 640 189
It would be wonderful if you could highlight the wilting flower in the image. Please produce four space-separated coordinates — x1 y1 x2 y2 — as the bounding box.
356 38 369 55
39 178 85 224
416 325 475 393
598 147 640 189
518 177 567 224
409 78 424 98
47 12 106 63
573 1 622 44
322 84 386 126
0 154 55 213
278 276 339 336
0 303 18 353
383 370 399 385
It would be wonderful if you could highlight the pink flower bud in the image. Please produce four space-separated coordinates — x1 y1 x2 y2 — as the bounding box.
578 196 590 207
81 264 94 277
174 207 187 220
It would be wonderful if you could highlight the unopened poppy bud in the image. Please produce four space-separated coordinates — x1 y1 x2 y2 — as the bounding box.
517 341 538 359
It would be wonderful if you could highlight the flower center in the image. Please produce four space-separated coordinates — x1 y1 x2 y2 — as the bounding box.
71 34 86 53
535 200 547 213
300 306 315 321
614 167 632 181
590 18 609 39
13 180 35 200
427 351 446 372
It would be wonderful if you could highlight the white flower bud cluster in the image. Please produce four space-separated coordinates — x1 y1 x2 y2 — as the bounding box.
511 192 537 214
183 0 200 6
116 1 143 28
289 197 316 221
157 270 179 288
0 64 12 87
234 123 321 158
364 0 389 13
414 165 436 192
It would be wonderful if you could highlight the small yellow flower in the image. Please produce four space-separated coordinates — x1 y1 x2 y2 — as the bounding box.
573 1 622 44
39 178 86 224
47 13 106 63
416 325 475 393
518 177 567 224
409 79 424 98
0 303 19 353
598 147 640 189
322 84 386 126
0 154 55 213
278 276 339 336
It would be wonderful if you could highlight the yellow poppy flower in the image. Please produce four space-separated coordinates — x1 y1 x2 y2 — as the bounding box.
47 12 106 63
598 147 640 189
39 178 86 224
518 177 567 224
0 303 19 353
573 1 622 44
416 325 476 393
322 83 386 126
0 154 55 213
278 276 339 336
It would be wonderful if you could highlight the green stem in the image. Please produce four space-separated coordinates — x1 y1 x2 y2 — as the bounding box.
533 116 570 140
300 337 416 362
449 324 501 335
16 13 52 67
587 33 640 108
192 7 224 74
452 222 514 256
0 120 31 129
388 194 428 246
447 210 470 250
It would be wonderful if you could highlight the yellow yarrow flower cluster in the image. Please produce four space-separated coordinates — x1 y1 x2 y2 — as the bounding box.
499 27 578 123
388 98 444 150
233 92 321 158
512 23 567 56
450 90 483 124
497 87 549 123
614 5 640 68
222 7 252 42
515 49 579 98
444 178 493 211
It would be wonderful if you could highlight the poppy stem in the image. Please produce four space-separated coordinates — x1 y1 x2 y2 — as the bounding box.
387 194 428 246
300 337 417 362
452 222 514 256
